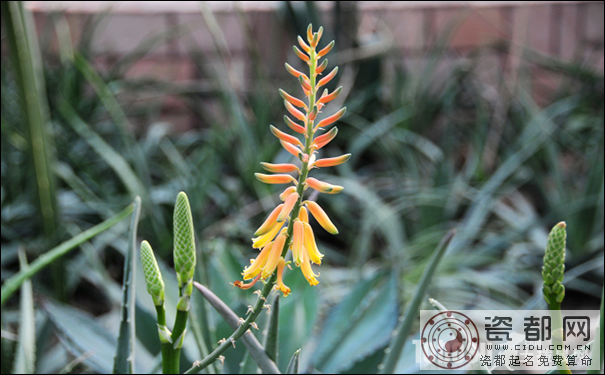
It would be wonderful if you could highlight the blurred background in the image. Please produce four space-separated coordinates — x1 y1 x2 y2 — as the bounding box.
1 1 603 373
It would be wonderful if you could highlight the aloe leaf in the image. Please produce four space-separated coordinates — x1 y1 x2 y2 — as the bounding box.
113 196 141 374
1 202 135 306
2 1 58 239
264 295 280 363
379 229 456 374
285 349 300 374
313 273 398 373
239 351 257 374
192 282 280 374
58 101 146 200
44 301 154 374
12 249 36 374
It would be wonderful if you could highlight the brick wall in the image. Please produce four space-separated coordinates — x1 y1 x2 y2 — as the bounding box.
22 1 605 131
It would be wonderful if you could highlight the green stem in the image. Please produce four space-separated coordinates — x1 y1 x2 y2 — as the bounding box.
155 305 172 375
550 309 571 374
169 309 189 373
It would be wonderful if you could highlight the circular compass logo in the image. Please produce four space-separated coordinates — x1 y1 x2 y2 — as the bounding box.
421 311 479 369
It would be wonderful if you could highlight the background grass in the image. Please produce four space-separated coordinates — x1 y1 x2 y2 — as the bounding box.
1 1 603 373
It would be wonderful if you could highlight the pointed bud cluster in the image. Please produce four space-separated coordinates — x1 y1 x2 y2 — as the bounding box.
542 222 567 306
173 192 196 297
141 240 165 307
236 24 351 296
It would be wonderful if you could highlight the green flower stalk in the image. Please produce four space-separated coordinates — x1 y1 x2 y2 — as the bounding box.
171 192 196 374
542 221 567 310
140 191 197 373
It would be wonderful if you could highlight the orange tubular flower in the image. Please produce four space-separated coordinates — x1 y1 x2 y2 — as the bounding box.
270 125 304 147
297 36 311 53
317 67 339 88
235 24 350 296
284 101 306 122
313 127 338 149
254 204 284 236
318 87 342 105
280 89 307 109
313 154 351 168
306 177 344 194
305 200 338 234
280 140 303 159
262 231 286 278
293 46 310 63
255 173 297 185
280 186 298 201
284 115 306 134
315 59 328 75
261 162 299 174
317 40 335 58
278 192 299 222
315 107 347 131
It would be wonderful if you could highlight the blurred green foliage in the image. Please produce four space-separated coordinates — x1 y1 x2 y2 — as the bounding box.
1 1 603 373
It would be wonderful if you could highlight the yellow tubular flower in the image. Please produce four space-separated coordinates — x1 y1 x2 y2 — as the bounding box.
298 207 309 223
262 231 286 278
300 249 319 286
302 222 324 264
242 243 273 280
278 192 299 222
254 204 284 236
280 186 298 201
235 24 350 295
276 258 291 297
305 200 338 234
252 222 282 249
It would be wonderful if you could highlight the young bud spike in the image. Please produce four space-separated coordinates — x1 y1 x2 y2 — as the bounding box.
173 192 196 291
141 240 165 306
